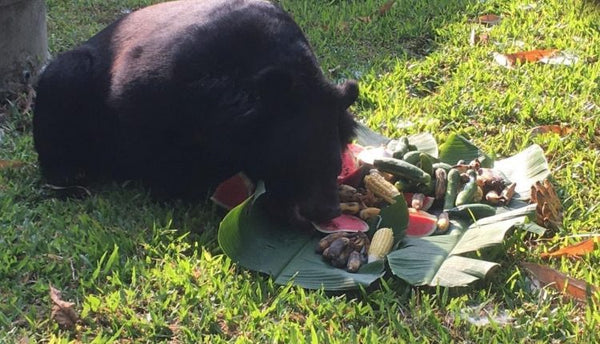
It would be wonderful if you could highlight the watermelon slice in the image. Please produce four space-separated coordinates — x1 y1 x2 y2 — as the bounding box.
313 214 369 233
405 209 438 238
337 143 364 186
211 172 255 210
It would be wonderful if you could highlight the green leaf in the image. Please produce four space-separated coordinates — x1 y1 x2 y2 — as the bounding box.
408 132 439 158
355 122 390 147
493 144 550 201
379 195 409 243
388 205 537 287
218 193 384 291
438 133 493 167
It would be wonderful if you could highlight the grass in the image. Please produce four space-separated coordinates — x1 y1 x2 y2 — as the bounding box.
1 0 600 342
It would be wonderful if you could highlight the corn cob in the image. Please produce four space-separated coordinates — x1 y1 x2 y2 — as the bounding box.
364 169 400 204
368 227 394 263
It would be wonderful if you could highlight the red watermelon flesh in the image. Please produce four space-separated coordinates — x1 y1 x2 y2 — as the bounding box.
405 209 438 238
211 172 255 210
313 214 369 233
337 143 363 186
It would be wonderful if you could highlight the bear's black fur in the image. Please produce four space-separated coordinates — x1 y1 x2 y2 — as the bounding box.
33 0 358 224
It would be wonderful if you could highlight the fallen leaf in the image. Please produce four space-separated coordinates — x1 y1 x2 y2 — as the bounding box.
521 262 599 303
519 3 538 10
530 124 573 137
530 179 563 231
0 160 25 170
49 284 79 330
378 0 396 16
494 49 559 68
541 239 598 259
540 52 580 66
477 14 502 26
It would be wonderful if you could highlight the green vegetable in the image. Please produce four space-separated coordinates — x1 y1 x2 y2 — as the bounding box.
402 151 421 165
443 168 461 210
432 162 453 172
455 170 477 206
419 153 433 176
388 137 410 159
374 158 431 184
455 183 476 206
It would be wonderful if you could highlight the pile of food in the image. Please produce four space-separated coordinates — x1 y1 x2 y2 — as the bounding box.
314 137 526 272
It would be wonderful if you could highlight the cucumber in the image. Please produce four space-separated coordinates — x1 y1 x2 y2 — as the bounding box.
447 203 497 220
402 151 421 165
443 168 461 210
455 182 476 206
432 162 453 172
374 157 431 184
455 170 477 206
387 137 410 159
419 153 433 176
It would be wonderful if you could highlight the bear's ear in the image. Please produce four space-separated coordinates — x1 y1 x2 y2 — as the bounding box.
338 80 359 109
255 67 293 105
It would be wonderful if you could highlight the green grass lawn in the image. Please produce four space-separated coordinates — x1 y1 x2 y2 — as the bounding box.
2 0 600 342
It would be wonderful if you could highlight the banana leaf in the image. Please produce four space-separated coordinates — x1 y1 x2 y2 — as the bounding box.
493 145 550 201
355 123 438 158
387 138 551 287
408 132 439 158
438 133 494 168
388 204 537 287
355 122 390 147
218 184 385 291
219 131 552 290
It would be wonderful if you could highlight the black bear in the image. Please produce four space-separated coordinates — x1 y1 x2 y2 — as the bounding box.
33 0 358 224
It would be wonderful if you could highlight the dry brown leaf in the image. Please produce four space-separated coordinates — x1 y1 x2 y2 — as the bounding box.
477 14 502 26
49 284 79 330
0 160 25 170
494 49 559 68
530 124 573 137
530 179 563 231
521 262 599 303
378 0 396 16
541 239 598 259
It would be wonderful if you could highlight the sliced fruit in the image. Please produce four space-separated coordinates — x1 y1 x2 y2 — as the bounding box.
313 214 370 234
337 143 364 186
210 172 255 210
405 209 438 238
